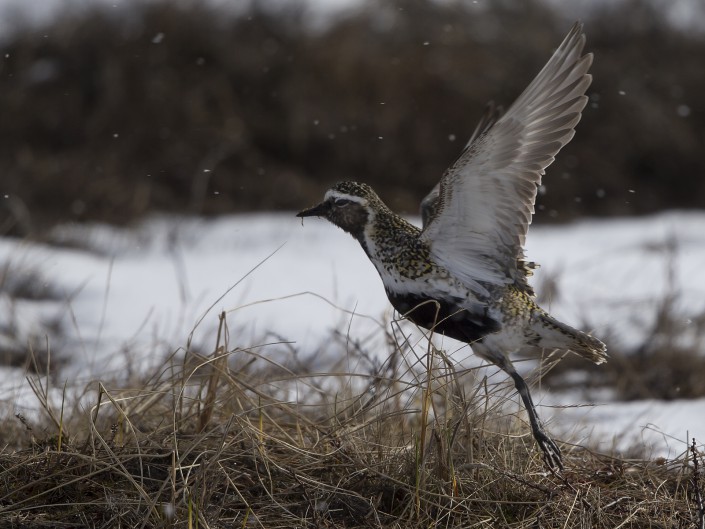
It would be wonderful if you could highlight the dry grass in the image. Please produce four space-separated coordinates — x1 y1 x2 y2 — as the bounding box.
539 237 705 402
1 313 703 528
0 263 66 372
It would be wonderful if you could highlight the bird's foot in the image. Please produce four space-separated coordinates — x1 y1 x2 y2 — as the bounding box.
535 430 563 471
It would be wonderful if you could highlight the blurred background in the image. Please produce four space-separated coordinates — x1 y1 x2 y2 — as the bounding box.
1 0 704 236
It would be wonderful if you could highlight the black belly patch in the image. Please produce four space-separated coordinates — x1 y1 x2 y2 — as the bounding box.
387 291 500 343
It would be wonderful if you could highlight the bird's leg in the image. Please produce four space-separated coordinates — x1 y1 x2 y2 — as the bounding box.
497 357 563 471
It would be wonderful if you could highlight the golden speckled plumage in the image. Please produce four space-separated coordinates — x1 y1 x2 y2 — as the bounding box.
367 213 434 279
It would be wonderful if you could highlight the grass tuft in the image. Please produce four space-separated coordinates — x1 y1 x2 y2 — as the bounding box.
1 315 702 528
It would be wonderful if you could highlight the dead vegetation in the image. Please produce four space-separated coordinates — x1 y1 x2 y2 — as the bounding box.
538 237 705 402
1 313 703 528
0 263 66 373
1 0 705 235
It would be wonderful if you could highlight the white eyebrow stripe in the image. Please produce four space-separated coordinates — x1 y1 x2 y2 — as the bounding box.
324 190 367 204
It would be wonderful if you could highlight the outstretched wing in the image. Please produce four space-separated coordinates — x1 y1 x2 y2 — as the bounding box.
420 22 592 297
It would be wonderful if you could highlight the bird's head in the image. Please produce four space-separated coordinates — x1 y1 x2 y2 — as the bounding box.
297 181 382 238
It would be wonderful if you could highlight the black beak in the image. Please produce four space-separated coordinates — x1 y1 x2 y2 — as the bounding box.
296 201 329 218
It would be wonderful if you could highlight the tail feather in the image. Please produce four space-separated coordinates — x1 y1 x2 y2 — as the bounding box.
536 313 607 365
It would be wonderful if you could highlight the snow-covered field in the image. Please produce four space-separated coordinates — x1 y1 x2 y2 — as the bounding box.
1 211 705 458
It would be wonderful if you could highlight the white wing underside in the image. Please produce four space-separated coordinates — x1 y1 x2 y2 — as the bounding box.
420 23 593 298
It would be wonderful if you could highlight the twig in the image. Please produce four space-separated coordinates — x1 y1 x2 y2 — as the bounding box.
691 438 704 529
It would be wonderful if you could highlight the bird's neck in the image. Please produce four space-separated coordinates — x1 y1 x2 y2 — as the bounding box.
357 208 424 269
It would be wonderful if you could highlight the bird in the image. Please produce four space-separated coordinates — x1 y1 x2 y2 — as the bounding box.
297 22 606 471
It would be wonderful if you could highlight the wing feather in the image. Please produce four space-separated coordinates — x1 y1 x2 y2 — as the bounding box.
420 22 592 297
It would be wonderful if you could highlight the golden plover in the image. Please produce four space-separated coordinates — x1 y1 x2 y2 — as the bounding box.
297 23 606 470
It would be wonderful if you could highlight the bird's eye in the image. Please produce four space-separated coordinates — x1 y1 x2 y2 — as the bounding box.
333 198 353 207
